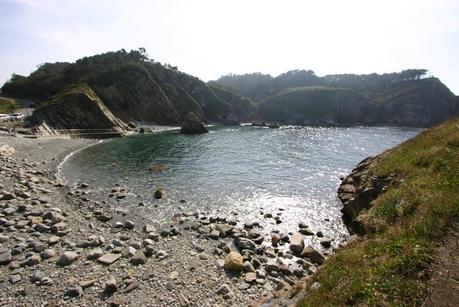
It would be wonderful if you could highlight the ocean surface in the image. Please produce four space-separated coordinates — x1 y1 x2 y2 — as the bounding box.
60 125 420 247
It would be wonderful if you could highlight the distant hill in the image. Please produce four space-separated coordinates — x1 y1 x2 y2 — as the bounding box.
1 49 254 130
214 70 459 127
2 51 458 130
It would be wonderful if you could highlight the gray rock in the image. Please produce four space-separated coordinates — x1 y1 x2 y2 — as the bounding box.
289 233 304 255
32 242 47 253
40 277 53 286
243 261 256 272
124 280 140 293
0 193 15 201
131 250 147 265
235 237 257 251
180 112 209 135
209 230 220 239
105 276 117 293
169 271 179 280
48 235 60 245
215 283 232 295
156 250 168 260
178 293 190 306
244 272 257 283
0 252 11 265
26 255 41 266
79 279 97 289
35 223 50 233
124 220 135 229
10 274 21 284
30 270 46 283
58 251 79 266
0 235 9 243
300 246 325 265
98 253 122 265
87 247 104 260
21 285 36 296
126 246 137 257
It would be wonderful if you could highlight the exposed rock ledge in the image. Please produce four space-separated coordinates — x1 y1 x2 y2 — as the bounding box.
337 156 395 235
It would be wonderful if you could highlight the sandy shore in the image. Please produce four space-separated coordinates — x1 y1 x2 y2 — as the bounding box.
0 135 328 306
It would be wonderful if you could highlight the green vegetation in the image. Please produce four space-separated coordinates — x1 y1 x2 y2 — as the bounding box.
214 70 459 127
1 49 246 125
260 87 376 125
215 69 434 101
0 97 19 113
299 117 459 306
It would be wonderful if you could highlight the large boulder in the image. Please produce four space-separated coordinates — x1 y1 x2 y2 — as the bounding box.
289 233 305 255
180 112 209 135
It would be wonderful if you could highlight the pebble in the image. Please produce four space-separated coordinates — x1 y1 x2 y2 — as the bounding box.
87 247 104 260
124 280 140 293
131 250 147 265
97 253 122 265
105 276 118 293
0 252 12 265
9 274 21 284
224 251 244 271
26 255 41 266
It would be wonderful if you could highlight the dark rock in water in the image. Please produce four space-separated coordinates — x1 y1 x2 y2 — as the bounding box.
154 188 164 199
267 123 280 129
180 112 208 134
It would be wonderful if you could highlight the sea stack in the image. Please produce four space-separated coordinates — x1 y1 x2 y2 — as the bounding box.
180 112 209 134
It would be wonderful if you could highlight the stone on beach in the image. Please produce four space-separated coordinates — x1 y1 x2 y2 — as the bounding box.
58 251 79 266
224 251 244 271
97 253 122 265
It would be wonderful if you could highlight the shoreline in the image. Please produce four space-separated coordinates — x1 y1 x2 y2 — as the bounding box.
56 139 104 183
0 135 333 306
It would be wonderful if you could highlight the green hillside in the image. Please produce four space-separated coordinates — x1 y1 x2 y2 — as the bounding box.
299 117 459 305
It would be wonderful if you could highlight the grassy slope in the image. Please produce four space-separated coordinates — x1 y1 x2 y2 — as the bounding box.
300 117 459 306
0 97 19 113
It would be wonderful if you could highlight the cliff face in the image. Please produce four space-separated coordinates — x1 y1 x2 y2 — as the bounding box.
31 84 128 136
260 87 377 126
214 71 459 127
376 79 459 127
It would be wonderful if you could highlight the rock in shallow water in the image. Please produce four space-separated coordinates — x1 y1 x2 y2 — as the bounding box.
289 233 305 255
180 112 209 135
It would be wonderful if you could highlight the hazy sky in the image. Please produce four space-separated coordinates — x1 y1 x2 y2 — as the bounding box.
1 0 458 94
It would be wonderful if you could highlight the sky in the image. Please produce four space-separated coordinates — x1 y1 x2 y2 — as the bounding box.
0 0 458 94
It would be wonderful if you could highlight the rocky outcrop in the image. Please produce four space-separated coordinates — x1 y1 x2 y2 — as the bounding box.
30 84 128 138
180 112 209 134
338 156 395 235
